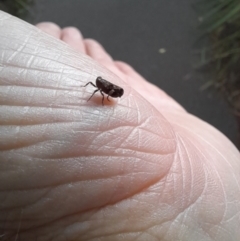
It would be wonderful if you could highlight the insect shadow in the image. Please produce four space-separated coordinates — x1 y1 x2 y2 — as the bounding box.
82 76 124 105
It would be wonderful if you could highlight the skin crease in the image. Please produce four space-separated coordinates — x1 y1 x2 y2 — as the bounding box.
0 11 240 241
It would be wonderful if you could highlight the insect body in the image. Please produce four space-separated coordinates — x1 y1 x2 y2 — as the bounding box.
82 76 124 105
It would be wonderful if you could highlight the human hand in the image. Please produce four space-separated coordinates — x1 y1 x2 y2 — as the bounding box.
0 11 240 241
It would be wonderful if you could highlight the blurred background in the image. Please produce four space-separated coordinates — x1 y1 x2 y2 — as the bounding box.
0 0 239 147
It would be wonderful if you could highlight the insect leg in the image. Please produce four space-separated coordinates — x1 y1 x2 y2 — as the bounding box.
100 90 105 106
82 82 97 88
87 89 99 102
107 95 111 102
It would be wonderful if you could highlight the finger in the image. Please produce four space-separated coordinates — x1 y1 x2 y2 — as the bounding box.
61 27 86 53
115 61 155 89
84 38 113 64
35 22 61 39
84 39 129 82
115 61 185 112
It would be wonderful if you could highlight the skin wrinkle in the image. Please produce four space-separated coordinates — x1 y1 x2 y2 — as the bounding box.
170 111 237 160
91 130 131 153
119 127 158 153
91 127 175 156
171 143 184 209
5 172 144 214
6 34 32 64
18 143 153 160
138 120 175 140
3 214 66 240
2 174 159 226
200 164 227 227
1 189 52 214
1 157 142 192
0 137 69 152
0 153 167 180
83 198 165 241
88 231 149 241
166 138 204 209
4 186 90 222
178 136 194 206
7 176 171 234
176 138 187 204
0 108 82 126
0 88 85 108
179 145 226 232
26 87 36 107
1 42 91 79
180 141 208 207
1 124 69 150
0 189 53 212
0 72 79 90
78 206 152 240
64 218 122 241
172 121 240 191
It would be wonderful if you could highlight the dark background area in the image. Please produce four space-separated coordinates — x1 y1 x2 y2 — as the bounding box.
2 0 238 145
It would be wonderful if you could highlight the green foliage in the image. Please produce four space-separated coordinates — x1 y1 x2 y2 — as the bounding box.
194 0 240 113
0 0 33 19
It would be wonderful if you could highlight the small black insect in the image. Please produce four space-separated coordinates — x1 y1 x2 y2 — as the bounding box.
82 76 124 105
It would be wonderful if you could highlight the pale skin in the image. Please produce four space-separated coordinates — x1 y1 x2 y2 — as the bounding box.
0 11 240 241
